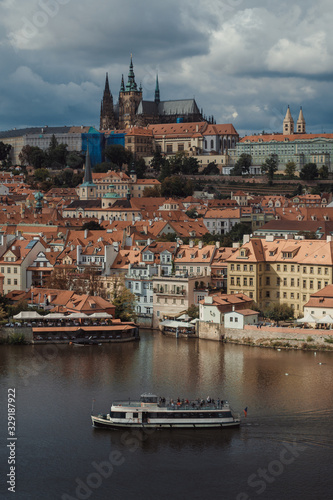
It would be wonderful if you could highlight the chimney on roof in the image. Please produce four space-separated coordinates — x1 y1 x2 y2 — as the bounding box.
198 240 203 249
243 234 250 245
189 239 194 248
215 241 220 248
84 229 88 239
327 235 333 242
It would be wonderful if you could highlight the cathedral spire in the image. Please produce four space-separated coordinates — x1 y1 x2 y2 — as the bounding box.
100 72 115 130
104 72 111 95
126 54 137 91
120 74 125 92
155 74 160 103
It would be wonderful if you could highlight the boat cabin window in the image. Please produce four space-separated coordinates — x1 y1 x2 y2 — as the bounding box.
140 394 158 403
110 411 126 418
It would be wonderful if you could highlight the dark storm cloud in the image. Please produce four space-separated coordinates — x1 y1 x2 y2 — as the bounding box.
0 0 333 133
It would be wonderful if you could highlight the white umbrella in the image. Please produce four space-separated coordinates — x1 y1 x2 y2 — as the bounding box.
316 314 333 324
297 313 317 323
89 312 113 318
66 312 89 319
13 311 43 320
44 313 65 319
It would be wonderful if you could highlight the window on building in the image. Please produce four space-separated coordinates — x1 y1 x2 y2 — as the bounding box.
283 265 287 272
303 280 306 288
266 291 270 298
244 278 247 286
266 277 270 285
249 278 253 286
283 278 287 286
250 265 253 271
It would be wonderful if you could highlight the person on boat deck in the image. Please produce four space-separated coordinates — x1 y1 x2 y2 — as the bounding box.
217 398 220 406
207 396 211 403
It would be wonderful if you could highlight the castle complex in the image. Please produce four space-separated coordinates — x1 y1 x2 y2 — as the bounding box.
100 57 205 130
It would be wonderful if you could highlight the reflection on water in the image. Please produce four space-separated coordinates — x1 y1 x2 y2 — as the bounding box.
0 331 333 500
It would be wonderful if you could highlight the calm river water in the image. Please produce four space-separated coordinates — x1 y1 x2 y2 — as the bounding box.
0 331 332 500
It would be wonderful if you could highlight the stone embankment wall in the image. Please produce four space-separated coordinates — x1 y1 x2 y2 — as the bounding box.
198 321 333 350
0 327 33 342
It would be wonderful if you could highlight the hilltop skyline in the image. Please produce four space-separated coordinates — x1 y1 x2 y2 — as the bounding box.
1 0 333 135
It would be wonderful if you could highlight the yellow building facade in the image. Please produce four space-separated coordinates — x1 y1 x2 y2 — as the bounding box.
226 237 333 315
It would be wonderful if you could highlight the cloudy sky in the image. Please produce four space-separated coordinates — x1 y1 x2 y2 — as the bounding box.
1 0 333 136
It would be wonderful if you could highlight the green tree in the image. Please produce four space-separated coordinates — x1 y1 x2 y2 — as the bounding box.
104 145 132 168
130 158 147 179
93 162 117 173
285 161 296 178
160 176 194 197
0 142 12 167
47 143 68 169
34 168 50 182
263 303 294 324
150 151 167 173
300 163 318 181
67 152 84 169
186 305 199 320
293 183 303 196
19 145 46 169
261 154 278 185
185 208 200 219
169 152 199 175
158 159 172 181
143 185 161 197
109 277 137 322
231 153 252 176
202 162 219 175
318 165 329 179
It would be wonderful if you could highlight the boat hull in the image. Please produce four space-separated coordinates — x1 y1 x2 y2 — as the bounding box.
91 415 241 429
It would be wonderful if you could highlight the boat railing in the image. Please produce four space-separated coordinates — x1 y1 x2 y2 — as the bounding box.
112 400 231 411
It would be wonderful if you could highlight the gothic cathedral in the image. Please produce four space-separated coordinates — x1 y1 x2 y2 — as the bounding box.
100 56 206 130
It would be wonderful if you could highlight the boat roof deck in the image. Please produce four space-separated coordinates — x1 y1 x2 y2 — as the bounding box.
112 399 229 411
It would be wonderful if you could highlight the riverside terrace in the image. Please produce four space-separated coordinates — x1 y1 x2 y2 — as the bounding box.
2 311 139 344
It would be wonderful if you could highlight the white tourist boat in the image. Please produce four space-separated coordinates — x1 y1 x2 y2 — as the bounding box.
91 393 241 429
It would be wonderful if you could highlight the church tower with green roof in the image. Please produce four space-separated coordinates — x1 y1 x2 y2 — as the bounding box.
118 56 143 129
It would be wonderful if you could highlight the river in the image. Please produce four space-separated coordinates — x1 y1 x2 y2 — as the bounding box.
0 331 332 500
